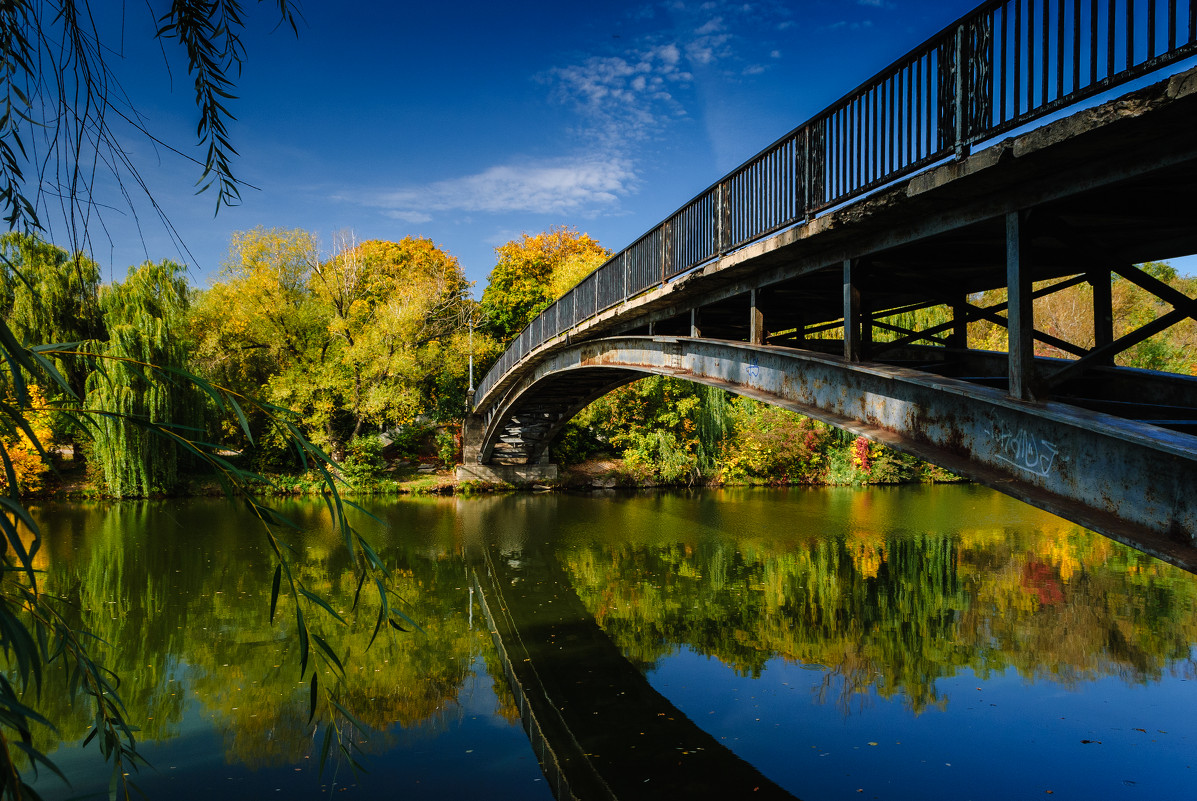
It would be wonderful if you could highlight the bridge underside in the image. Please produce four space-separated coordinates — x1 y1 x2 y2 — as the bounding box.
473 337 1197 572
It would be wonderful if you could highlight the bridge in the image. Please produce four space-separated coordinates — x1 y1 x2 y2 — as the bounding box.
459 0 1197 571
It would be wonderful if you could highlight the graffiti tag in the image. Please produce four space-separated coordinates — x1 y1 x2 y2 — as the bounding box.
747 355 760 380
991 427 1059 478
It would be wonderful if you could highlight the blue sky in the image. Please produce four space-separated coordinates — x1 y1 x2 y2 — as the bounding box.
62 0 1194 289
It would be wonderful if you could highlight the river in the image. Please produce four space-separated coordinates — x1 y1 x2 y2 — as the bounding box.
21 485 1197 799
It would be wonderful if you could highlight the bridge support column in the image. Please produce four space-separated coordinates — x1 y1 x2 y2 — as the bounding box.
844 259 863 361
1006 211 1036 400
1090 268 1114 366
456 414 559 483
461 414 485 464
690 307 702 338
949 297 968 349
749 288 765 345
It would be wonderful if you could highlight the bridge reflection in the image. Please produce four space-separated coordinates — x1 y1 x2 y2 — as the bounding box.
472 543 797 801
459 489 1197 798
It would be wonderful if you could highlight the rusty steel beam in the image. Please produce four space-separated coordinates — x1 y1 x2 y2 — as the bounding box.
479 336 1197 573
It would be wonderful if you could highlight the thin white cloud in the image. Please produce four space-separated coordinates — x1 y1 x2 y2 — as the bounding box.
546 44 692 147
349 0 798 229
343 157 636 221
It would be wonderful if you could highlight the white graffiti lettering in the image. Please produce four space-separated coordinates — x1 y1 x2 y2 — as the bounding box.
991 427 1059 478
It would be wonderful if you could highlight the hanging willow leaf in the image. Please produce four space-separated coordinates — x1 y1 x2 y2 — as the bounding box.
298 587 347 626
311 633 345 679
269 565 282 622
296 608 310 679
308 673 318 725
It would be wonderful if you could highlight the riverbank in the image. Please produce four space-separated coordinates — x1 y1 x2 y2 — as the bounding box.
33 451 963 501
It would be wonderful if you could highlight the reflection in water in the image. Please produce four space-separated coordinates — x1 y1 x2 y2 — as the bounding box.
556 487 1197 713
22 498 541 800
15 486 1197 799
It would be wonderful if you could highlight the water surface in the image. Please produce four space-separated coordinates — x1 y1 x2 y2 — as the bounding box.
22 485 1197 799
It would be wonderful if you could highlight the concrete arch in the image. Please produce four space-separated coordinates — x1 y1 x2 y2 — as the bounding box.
471 336 1197 572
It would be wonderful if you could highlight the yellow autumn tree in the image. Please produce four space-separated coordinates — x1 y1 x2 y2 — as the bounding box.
0 386 53 494
480 226 609 341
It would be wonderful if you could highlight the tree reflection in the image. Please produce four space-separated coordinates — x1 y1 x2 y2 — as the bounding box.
559 508 1197 713
18 500 498 770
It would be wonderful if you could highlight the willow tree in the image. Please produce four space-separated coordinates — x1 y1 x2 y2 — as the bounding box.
0 232 103 393
0 6 395 800
85 260 196 497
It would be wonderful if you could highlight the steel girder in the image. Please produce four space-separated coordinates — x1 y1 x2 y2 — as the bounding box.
479 336 1197 572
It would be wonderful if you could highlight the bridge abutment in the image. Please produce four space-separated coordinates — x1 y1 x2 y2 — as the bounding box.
457 414 559 483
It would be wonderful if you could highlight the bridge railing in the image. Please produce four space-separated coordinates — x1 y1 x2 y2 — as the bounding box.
477 0 1197 405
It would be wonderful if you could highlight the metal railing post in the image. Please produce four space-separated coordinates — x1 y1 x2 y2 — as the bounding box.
954 22 968 158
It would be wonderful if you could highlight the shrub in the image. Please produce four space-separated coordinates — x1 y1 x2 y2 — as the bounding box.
341 433 385 487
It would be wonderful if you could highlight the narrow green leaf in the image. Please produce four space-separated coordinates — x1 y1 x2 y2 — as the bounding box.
366 604 385 651
27 350 76 400
351 570 366 611
311 633 344 678
227 394 254 444
317 722 334 776
269 565 281 622
298 587 346 625
308 673 318 725
296 608 309 679
327 696 369 735
389 607 425 635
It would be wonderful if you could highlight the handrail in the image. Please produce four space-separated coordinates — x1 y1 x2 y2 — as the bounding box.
476 0 1197 405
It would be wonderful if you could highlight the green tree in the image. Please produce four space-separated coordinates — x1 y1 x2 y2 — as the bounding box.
85 260 196 497
308 236 476 433
0 233 104 455
0 6 403 798
191 230 483 462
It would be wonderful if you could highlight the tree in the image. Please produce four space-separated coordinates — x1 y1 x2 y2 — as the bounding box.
0 1 299 242
0 7 401 798
192 230 482 461
0 233 104 455
189 226 326 456
85 260 197 497
480 226 609 342
309 235 475 434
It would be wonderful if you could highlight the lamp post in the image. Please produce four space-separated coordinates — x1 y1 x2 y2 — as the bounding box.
467 316 476 412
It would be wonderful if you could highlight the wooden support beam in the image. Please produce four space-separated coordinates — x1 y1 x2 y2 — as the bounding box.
1007 211 1035 400
844 259 862 362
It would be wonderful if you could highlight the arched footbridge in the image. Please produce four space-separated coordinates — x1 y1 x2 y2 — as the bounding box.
461 0 1197 572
